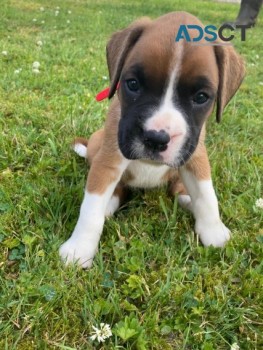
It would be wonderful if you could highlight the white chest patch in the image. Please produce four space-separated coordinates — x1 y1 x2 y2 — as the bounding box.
124 160 170 188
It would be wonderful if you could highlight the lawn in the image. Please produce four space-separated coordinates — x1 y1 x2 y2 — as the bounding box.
0 0 262 349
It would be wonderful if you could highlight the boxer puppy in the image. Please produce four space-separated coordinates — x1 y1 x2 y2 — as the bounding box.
59 11 245 268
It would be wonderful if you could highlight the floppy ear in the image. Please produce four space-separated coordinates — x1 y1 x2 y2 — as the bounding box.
214 45 245 122
106 18 151 98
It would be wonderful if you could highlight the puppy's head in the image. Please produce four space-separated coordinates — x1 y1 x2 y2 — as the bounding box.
107 12 245 167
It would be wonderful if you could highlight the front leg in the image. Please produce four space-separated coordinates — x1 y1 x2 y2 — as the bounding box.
59 153 129 268
179 145 230 247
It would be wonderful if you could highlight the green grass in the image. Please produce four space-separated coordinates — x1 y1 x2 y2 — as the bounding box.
0 0 263 349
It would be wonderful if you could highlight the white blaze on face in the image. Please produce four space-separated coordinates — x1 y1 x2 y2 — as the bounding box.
144 49 189 165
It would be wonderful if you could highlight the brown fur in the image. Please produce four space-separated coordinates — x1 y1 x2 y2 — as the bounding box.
214 44 245 122
86 98 123 194
185 127 211 180
107 18 152 98
86 129 104 163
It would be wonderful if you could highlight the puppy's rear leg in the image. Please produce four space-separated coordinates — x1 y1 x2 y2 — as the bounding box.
105 182 130 216
72 137 89 158
72 129 105 164
167 172 193 212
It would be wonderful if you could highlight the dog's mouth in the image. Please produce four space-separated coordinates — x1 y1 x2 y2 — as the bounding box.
118 132 192 168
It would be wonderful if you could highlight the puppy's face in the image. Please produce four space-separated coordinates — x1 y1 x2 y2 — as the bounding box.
118 44 218 167
107 13 245 167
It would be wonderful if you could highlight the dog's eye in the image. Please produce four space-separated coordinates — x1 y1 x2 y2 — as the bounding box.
126 79 140 92
193 92 209 104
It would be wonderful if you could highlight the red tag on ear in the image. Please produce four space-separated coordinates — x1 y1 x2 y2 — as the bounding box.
95 82 120 102
95 87 110 101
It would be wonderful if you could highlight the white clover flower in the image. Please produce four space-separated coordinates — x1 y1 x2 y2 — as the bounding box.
92 67 96 71
36 40 43 46
40 7 44 12
68 10 72 14
55 10 59 16
255 54 259 59
90 323 112 343
255 198 263 209
259 82 263 86
67 20 71 24
230 343 240 350
2 50 8 56
41 20 45 24
32 61 40 69
32 68 40 74
56 6 60 10
102 75 108 80
33 18 37 22
14 68 22 74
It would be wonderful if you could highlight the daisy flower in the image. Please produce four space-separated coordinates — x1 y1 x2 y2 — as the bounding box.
32 61 40 69
90 323 112 343
255 198 263 209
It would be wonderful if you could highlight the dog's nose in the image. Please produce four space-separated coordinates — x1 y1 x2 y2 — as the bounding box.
143 129 170 152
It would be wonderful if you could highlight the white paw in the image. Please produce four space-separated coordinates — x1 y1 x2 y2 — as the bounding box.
59 236 98 269
105 195 120 217
195 220 230 247
178 194 193 212
73 143 87 158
